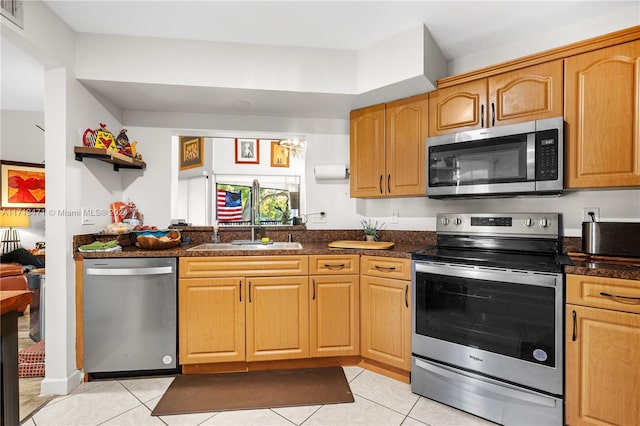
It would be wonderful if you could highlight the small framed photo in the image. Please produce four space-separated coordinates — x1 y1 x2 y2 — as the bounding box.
180 136 204 170
1 161 46 210
235 138 260 164
270 141 290 168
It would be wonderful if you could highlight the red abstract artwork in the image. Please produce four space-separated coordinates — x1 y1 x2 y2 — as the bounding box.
1 162 45 209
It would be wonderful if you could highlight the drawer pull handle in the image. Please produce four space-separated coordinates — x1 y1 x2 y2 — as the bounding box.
374 265 397 272
599 292 640 304
572 310 577 342
324 263 346 270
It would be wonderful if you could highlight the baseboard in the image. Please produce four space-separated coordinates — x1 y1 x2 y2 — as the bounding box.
40 369 83 396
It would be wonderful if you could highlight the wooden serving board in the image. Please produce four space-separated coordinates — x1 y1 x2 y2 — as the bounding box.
328 240 395 250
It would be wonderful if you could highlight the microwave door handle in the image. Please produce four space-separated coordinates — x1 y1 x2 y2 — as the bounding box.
527 133 535 180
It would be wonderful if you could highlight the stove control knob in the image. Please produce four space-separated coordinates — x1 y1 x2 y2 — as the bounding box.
523 218 534 227
453 218 462 226
539 217 550 228
441 217 450 226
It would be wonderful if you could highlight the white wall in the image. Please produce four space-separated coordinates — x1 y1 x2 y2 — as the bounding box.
76 34 357 94
0 110 46 248
449 3 640 75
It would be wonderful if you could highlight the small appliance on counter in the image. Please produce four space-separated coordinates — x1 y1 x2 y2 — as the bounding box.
582 221 640 257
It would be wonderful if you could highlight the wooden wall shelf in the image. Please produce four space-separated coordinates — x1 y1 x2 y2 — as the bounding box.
74 147 146 171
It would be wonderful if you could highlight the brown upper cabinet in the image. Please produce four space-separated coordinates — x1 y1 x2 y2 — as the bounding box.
350 94 428 198
564 39 640 189
428 60 563 136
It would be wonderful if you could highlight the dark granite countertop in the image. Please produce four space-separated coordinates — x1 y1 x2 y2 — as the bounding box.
566 254 640 281
72 230 639 281
74 228 433 261
74 241 423 259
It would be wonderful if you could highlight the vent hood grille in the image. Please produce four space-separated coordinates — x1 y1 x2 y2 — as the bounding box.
1 0 23 28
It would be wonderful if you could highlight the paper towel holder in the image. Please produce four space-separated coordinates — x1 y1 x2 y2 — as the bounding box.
314 164 350 180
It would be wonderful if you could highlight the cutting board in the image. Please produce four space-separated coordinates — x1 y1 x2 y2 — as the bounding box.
328 240 395 250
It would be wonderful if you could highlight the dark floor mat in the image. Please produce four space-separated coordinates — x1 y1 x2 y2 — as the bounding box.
151 366 354 416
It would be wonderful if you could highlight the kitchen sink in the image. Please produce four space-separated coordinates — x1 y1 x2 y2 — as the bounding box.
187 241 303 251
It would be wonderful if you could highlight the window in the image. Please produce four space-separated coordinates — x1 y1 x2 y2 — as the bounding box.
214 175 300 225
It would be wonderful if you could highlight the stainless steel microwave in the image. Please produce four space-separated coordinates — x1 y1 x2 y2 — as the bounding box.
426 116 563 198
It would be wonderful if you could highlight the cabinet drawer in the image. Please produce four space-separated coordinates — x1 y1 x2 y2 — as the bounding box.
309 255 360 275
180 256 308 278
567 274 640 314
361 256 411 281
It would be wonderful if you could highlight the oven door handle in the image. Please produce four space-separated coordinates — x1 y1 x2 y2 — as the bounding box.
414 262 559 287
414 358 557 408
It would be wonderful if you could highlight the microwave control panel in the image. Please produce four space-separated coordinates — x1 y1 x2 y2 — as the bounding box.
535 129 558 181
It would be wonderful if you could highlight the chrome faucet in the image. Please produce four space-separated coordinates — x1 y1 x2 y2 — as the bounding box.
250 179 261 241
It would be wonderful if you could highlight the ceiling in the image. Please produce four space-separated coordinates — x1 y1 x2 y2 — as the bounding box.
2 1 638 118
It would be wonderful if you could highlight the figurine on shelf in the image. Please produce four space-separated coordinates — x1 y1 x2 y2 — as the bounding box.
82 128 96 147
93 123 117 152
116 129 132 156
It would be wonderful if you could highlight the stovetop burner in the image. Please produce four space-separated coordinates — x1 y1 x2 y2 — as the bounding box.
412 246 568 273
412 213 571 273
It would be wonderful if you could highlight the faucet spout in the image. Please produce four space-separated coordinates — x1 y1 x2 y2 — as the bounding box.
251 179 261 241
252 179 260 226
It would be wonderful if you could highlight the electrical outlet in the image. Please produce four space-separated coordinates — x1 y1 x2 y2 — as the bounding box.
582 207 600 222
312 212 326 223
390 209 399 224
81 207 94 225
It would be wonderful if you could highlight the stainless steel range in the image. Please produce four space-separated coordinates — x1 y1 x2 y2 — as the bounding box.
411 213 570 426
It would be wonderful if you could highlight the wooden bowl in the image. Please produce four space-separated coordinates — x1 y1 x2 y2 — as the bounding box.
136 230 181 250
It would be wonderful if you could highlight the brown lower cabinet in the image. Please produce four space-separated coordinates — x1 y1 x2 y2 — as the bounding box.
360 256 412 372
245 275 310 361
178 255 362 366
565 274 640 426
179 277 245 364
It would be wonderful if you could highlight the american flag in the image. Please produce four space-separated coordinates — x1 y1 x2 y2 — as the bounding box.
217 189 243 221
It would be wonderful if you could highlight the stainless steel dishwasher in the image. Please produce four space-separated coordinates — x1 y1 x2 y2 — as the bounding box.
83 257 178 376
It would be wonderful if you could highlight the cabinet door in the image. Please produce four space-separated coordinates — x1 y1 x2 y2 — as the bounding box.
428 79 487 136
350 104 386 197
179 277 245 364
566 304 640 426
309 275 359 357
360 275 411 371
385 94 428 196
565 40 640 188
246 276 309 361
488 59 563 127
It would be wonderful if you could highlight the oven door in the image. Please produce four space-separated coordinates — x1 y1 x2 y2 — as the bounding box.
412 260 563 396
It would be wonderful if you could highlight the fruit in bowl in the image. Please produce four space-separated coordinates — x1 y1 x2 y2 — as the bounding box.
136 230 181 250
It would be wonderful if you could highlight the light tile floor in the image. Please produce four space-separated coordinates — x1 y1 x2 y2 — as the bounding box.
22 367 496 426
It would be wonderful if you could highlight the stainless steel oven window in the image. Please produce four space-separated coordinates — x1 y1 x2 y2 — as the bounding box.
415 267 556 366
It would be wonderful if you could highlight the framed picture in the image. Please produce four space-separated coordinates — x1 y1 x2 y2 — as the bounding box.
235 138 260 164
1 161 46 210
270 141 290 168
179 136 204 170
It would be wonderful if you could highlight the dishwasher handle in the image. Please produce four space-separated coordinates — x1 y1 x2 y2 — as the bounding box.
85 266 174 276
